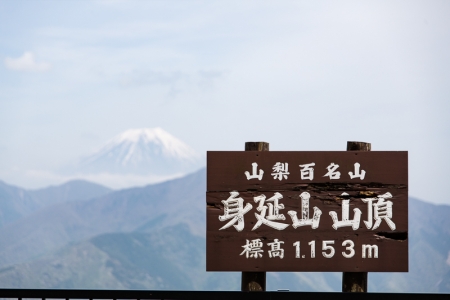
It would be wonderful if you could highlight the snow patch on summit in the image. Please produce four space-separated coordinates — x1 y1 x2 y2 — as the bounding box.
85 128 200 166
75 128 204 177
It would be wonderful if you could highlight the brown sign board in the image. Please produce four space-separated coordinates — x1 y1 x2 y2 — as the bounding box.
206 151 408 272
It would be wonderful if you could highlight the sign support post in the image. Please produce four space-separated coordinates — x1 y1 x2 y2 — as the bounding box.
241 141 268 292
342 141 371 293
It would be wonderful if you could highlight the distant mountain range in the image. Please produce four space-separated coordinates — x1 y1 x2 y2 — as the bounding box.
0 170 449 292
0 179 111 228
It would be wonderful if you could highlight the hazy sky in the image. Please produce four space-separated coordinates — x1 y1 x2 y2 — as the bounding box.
1 1 449 204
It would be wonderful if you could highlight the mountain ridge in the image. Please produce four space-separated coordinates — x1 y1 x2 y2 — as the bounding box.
0 171 448 292
0 169 205 267
0 179 112 229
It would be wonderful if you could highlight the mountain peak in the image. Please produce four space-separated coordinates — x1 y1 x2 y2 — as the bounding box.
77 128 203 177
114 127 168 143
105 127 200 163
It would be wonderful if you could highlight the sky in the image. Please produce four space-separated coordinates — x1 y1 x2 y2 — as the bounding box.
0 0 449 204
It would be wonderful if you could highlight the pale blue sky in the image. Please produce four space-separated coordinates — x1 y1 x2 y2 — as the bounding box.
0 0 449 204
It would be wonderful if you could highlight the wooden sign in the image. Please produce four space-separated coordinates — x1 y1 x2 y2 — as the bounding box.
206 151 408 272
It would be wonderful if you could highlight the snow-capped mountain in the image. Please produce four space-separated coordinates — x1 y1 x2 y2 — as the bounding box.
78 128 204 177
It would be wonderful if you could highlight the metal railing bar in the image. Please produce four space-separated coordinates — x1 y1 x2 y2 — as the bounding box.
0 289 448 300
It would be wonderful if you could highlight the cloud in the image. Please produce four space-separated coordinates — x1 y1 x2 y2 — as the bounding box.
4 52 51 72
119 70 187 87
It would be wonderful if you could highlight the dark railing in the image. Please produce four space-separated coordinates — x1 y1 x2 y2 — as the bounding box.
0 289 447 300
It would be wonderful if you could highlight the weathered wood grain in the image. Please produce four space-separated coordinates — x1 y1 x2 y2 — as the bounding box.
207 151 408 192
207 188 407 272
206 151 408 273
343 141 371 292
241 141 269 292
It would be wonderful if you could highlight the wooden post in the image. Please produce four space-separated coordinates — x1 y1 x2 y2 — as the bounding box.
342 141 371 293
241 141 268 292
